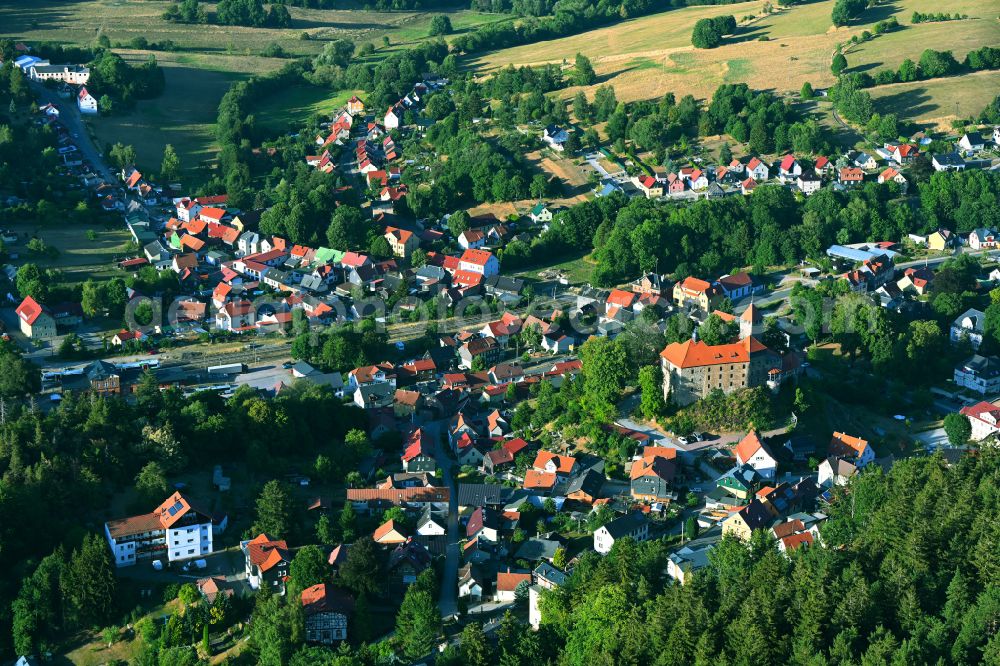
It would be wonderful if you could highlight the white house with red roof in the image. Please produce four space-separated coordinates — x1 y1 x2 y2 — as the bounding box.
384 103 403 129
746 156 769 181
15 295 57 340
77 86 97 114
459 249 500 278
878 167 907 189
733 430 777 480
960 401 1000 441
777 154 802 183
886 143 919 164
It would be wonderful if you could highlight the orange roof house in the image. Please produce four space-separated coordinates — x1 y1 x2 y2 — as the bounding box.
532 450 577 475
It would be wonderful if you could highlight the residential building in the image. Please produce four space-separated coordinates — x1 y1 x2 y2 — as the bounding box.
954 355 1000 395
716 463 765 500
853 152 878 170
818 456 858 487
630 449 677 502
77 86 98 114
347 95 366 115
459 563 486 600
932 153 966 171
15 295 57 340
716 272 757 301
105 492 219 568
528 202 553 224
401 428 436 473
722 498 771 540
374 519 408 545
959 401 1000 441
594 512 649 555
458 229 487 250
242 533 291 592
927 229 955 251
673 276 721 312
746 156 769 181
878 167 907 189
829 431 875 468
838 167 864 185
970 228 999 250
777 154 802 182
458 248 500 277
732 430 777 480
958 132 985 154
565 469 605 504
388 538 432 589
496 570 533 601
302 584 353 644
667 540 716 584
951 309 985 350
532 450 577 479
458 337 502 370
543 125 569 151
345 486 449 513
634 175 663 198
384 227 419 258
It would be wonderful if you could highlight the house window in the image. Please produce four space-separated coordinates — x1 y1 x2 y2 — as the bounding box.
188 549 195 555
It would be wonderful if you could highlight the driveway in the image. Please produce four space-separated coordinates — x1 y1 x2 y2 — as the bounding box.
32 82 115 184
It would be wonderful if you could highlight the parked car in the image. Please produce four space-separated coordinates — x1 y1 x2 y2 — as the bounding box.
182 559 207 572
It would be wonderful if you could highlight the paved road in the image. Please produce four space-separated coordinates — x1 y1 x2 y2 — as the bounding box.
895 248 999 270
32 83 115 184
425 418 459 619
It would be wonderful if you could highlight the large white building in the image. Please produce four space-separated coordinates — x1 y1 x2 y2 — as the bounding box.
104 492 224 567
29 63 90 85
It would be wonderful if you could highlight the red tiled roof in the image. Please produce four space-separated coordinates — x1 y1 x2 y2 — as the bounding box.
460 248 494 267
533 450 576 474
660 339 749 369
496 571 532 592
16 296 48 325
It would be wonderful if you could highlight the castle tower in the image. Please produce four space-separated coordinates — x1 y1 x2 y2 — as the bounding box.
740 303 763 340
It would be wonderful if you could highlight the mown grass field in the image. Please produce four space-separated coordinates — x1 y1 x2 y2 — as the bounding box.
869 69 1000 131
8 223 133 283
0 0 508 61
254 85 364 135
472 0 1000 127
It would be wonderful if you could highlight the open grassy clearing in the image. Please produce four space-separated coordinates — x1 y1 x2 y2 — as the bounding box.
86 57 247 179
869 69 1000 131
7 223 133 284
254 85 363 135
472 0 1000 126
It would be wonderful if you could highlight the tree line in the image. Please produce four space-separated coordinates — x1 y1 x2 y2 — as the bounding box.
163 0 291 28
